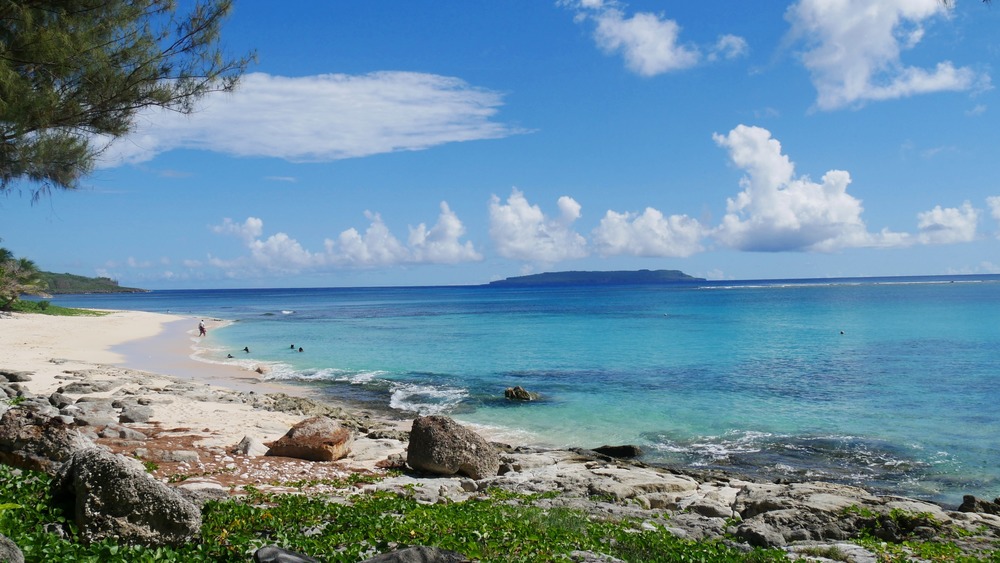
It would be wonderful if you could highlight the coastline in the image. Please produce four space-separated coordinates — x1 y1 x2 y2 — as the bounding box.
4 310 1000 560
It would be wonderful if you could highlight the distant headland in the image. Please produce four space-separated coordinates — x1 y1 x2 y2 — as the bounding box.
487 269 705 287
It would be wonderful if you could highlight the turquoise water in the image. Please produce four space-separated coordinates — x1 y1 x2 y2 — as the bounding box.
48 275 1000 506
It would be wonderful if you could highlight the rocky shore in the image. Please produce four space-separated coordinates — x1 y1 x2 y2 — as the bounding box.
1 311 999 561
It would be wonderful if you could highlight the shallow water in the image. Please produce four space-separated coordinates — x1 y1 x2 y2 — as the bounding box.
49 275 1000 506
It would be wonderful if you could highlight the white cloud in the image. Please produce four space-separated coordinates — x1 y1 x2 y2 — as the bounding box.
787 0 987 110
917 202 978 244
712 124 907 252
592 207 705 257
211 217 263 243
987 196 1000 223
563 2 746 76
488 188 588 262
326 212 410 267
591 8 699 76
208 205 480 275
710 34 749 62
97 72 522 166
408 202 483 264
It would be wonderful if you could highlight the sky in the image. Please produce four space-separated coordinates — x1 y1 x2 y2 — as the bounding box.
3 0 1000 289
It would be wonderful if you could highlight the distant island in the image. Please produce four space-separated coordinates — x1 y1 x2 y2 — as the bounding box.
41 272 147 294
488 269 705 287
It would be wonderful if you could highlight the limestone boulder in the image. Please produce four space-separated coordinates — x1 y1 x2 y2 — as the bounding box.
406 416 499 480
0 409 92 474
52 447 202 547
266 416 353 462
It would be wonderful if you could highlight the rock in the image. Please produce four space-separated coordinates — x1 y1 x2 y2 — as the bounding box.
959 495 1000 516
0 534 24 563
504 386 538 401
134 448 200 464
265 416 353 462
592 444 643 459
232 435 269 457
406 415 499 480
48 392 74 409
360 545 469 562
119 405 154 423
97 424 148 441
52 447 202 547
58 380 117 394
0 409 93 474
367 429 409 441
253 545 322 563
0 370 33 383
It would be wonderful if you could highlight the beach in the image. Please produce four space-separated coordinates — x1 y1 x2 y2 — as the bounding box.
3 308 1000 559
0 310 412 491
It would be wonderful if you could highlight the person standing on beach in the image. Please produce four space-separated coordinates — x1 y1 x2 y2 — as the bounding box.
198 320 207 337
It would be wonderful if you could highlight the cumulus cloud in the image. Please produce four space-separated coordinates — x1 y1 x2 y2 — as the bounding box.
97 72 522 166
712 124 907 252
592 207 705 257
208 204 480 275
563 1 745 76
408 202 483 264
916 202 978 244
786 0 987 110
987 196 1000 223
488 188 588 262
326 212 410 267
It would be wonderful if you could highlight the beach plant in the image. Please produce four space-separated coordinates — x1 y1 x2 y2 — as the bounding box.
0 248 46 310
4 462 999 562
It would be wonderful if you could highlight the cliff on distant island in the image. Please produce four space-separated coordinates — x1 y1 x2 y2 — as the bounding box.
488 269 704 287
41 272 148 294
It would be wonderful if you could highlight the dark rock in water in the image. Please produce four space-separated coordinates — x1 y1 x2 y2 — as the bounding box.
0 533 24 563
253 545 322 563
360 545 470 562
52 447 202 547
593 444 644 459
407 415 499 480
959 494 1000 516
504 386 538 401
266 416 353 462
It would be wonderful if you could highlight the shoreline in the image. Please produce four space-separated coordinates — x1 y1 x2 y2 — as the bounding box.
5 310 1000 559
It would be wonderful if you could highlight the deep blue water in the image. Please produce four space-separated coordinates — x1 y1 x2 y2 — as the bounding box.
46 274 1000 507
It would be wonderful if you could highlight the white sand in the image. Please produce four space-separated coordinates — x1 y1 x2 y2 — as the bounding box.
0 310 309 446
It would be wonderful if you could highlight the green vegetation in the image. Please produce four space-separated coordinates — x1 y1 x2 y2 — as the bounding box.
488 269 705 287
0 246 45 310
40 272 146 295
1 0 253 198
6 300 105 316
0 464 790 563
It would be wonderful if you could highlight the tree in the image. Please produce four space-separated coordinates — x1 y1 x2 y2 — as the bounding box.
0 246 46 309
0 0 253 198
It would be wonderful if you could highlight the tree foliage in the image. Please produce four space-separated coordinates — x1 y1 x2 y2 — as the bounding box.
0 245 46 309
0 0 253 198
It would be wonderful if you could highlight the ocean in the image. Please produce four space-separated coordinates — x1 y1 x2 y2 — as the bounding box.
47 274 1000 507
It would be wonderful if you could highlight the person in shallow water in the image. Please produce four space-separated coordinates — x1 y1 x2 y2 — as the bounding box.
243 346 250 353
198 320 206 336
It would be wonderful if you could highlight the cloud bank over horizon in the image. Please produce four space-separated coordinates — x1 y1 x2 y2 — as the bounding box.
107 124 994 284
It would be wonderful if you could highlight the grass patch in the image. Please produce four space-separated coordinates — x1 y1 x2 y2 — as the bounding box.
7 300 105 316
0 464 790 562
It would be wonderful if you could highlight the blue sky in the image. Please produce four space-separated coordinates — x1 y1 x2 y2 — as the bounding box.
3 0 1000 289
